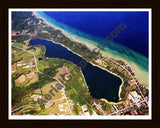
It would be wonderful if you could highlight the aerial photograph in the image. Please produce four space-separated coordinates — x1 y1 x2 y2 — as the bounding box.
9 9 151 119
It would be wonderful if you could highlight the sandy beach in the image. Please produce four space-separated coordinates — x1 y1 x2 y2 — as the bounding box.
101 50 149 87
67 35 149 87
33 11 149 87
90 61 124 102
32 37 124 103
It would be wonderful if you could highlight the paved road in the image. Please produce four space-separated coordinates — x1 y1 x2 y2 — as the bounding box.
12 104 38 113
12 45 96 114
110 99 148 115
13 45 146 116
109 59 145 100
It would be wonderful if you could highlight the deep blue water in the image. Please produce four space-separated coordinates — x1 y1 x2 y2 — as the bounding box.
30 38 122 102
44 11 149 58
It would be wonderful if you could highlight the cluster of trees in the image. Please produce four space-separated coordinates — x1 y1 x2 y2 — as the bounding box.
43 27 59 35
67 76 92 108
12 11 101 63
37 26 101 61
70 93 86 106
12 86 28 106
12 12 38 32
120 85 129 100
36 32 50 40
60 38 100 61
12 35 30 43
73 104 79 115
12 12 32 31
12 72 55 106
27 73 54 91
43 67 58 77
12 70 31 106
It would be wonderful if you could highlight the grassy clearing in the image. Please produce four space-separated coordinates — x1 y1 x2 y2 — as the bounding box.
41 82 63 102
12 42 23 48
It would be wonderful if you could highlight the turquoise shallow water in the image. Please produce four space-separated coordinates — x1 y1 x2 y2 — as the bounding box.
43 11 149 58
34 11 149 86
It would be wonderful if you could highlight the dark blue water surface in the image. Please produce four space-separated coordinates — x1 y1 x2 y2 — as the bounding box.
30 38 122 102
43 11 149 58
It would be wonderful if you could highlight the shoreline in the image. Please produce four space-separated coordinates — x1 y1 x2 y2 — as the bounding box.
32 11 149 102
90 62 123 102
30 12 149 103
33 12 101 52
30 38 123 104
52 40 124 103
33 11 149 87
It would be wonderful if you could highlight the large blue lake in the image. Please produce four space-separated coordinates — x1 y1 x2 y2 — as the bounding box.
30 38 122 102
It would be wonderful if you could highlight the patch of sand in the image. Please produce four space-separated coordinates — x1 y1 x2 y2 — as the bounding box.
15 75 26 86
